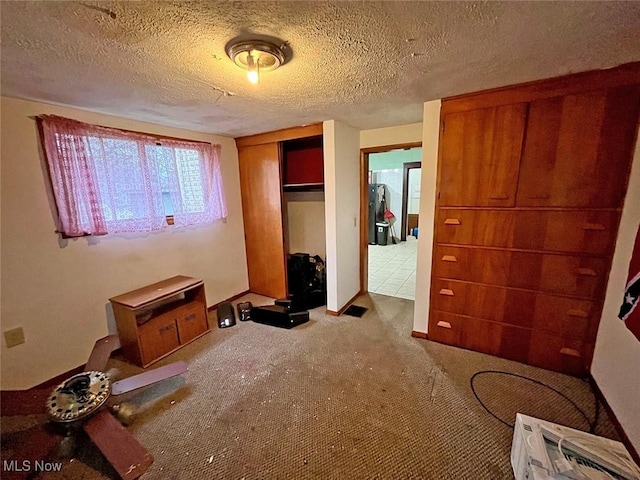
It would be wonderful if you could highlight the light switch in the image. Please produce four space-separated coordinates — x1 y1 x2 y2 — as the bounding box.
4 327 25 348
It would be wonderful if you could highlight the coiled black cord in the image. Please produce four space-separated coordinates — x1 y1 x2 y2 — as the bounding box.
470 370 599 433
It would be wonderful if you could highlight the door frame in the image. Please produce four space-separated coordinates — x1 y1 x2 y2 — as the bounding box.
359 142 422 293
401 162 422 241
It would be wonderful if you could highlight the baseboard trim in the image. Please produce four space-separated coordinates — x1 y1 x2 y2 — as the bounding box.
33 365 87 390
411 331 428 339
207 289 251 312
588 374 640 465
3 355 114 394
3 291 250 394
326 291 363 316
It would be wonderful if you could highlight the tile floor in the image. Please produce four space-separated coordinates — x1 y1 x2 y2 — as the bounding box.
367 236 417 300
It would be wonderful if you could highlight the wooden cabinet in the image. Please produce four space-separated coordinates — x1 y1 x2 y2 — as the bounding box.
235 124 324 299
110 276 209 367
429 64 640 376
283 135 324 190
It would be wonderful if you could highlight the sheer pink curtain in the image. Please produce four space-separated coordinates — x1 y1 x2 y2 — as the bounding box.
159 140 228 227
40 115 227 237
40 116 109 236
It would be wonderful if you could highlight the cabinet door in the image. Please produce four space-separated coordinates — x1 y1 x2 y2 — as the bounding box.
238 143 288 299
176 302 208 344
439 103 527 207
138 313 180 366
517 86 640 207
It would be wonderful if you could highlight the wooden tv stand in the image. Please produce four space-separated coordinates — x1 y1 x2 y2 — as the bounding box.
109 275 210 367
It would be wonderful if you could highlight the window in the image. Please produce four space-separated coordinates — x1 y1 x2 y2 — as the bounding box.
39 115 227 237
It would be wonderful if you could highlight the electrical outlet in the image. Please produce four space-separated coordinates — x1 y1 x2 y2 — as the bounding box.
4 327 25 348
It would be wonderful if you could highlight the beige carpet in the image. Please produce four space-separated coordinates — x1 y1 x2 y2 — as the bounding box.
1 293 622 479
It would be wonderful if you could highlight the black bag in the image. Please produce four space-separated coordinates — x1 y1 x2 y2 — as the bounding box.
217 301 236 328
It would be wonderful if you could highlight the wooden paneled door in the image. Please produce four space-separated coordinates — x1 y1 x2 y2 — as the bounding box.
438 103 527 207
517 86 640 208
238 143 288 299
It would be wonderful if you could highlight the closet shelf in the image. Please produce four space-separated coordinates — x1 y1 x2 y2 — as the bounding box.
283 182 324 192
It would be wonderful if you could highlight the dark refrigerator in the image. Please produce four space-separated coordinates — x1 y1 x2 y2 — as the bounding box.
368 183 386 244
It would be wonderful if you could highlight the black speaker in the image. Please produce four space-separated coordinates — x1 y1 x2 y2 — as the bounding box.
237 301 253 321
217 301 236 328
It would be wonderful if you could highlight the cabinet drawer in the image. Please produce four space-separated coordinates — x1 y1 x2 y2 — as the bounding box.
528 331 590 376
428 311 531 364
138 311 180 366
432 280 533 329
436 209 619 255
176 302 208 344
434 246 608 299
432 279 596 340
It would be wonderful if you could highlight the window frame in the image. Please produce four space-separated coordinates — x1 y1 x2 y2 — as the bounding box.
37 116 225 237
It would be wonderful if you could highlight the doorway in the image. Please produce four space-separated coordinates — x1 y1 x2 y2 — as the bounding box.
401 162 421 241
360 144 422 300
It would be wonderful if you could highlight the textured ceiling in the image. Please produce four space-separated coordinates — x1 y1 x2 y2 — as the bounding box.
2 1 640 138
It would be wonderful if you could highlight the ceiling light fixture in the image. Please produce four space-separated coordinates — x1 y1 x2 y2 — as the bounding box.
225 37 289 84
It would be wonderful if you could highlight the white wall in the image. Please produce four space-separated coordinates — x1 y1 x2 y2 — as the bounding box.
408 169 422 214
591 127 640 451
285 192 326 258
323 120 361 312
413 100 441 333
360 122 423 148
0 97 249 390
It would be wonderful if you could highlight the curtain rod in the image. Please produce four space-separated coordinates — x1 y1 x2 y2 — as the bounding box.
34 115 214 146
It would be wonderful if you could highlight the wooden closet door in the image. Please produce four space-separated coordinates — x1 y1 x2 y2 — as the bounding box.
516 86 640 207
238 143 287 299
438 103 527 207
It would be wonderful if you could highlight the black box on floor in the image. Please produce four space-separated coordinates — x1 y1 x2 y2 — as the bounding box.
274 298 294 311
292 290 326 310
237 301 253 321
217 301 236 328
276 291 325 313
251 305 309 329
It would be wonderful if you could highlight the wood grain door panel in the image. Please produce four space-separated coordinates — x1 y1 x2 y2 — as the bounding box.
238 143 288 299
433 246 607 298
436 209 619 255
439 103 527 207
516 86 640 208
